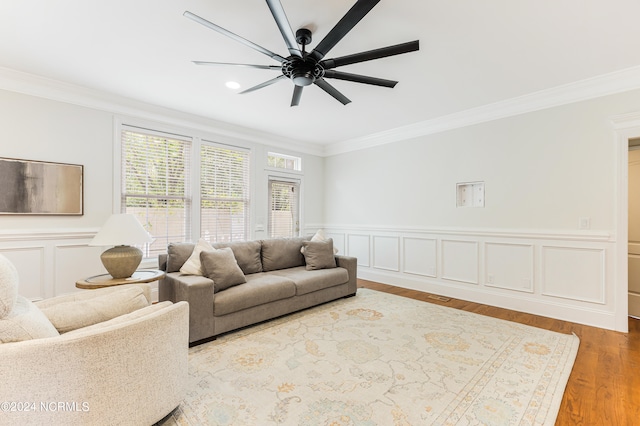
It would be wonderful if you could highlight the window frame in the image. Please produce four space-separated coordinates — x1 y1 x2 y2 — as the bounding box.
266 151 303 174
114 118 254 260
199 139 251 243
267 176 301 238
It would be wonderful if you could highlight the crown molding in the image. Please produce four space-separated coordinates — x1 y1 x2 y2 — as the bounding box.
324 65 640 156
3 65 640 158
0 66 325 157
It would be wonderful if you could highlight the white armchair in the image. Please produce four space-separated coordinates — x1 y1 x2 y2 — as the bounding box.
0 254 189 426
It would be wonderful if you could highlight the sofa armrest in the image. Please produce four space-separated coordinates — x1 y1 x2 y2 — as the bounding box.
335 255 358 295
0 301 189 426
159 273 215 343
158 253 168 271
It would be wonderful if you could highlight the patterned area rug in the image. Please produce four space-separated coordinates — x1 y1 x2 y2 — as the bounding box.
159 289 579 425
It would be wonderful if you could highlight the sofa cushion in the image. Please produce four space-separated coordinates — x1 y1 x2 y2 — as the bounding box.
261 237 307 272
213 241 263 275
0 296 60 343
180 238 214 275
167 243 196 273
213 273 296 316
200 248 247 292
0 254 19 318
39 286 149 333
267 266 349 296
302 239 337 270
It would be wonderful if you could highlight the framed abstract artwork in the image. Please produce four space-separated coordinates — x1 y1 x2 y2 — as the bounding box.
0 157 83 215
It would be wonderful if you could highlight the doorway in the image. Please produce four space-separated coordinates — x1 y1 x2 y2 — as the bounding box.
629 139 640 318
268 178 300 238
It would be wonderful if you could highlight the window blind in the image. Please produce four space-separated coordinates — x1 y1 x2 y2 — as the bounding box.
200 142 250 242
121 127 192 257
268 180 300 238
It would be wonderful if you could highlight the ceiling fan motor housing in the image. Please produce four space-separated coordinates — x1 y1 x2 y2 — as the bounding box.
283 57 324 86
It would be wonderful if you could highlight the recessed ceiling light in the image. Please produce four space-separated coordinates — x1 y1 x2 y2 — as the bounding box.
225 81 241 90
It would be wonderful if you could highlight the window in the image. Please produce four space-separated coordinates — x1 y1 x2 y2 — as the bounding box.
267 152 302 172
120 126 192 258
268 179 300 238
200 142 251 242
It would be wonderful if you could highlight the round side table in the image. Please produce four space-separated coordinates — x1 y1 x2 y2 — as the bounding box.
76 269 165 289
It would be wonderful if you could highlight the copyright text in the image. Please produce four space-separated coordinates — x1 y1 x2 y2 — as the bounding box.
1 401 90 412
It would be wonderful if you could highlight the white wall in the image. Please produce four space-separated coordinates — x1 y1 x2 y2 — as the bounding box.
323 89 640 331
0 88 325 301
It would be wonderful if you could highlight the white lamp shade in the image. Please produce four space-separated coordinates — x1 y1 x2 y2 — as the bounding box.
89 214 153 246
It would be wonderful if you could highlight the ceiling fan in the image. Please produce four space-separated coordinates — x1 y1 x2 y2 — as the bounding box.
184 0 419 106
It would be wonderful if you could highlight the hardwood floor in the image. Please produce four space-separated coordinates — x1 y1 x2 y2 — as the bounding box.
357 279 640 426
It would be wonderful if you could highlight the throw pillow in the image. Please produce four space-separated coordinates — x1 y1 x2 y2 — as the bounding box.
39 285 149 333
0 296 60 343
200 248 247 292
0 254 19 318
166 242 196 272
302 239 337 271
180 238 214 275
301 229 338 255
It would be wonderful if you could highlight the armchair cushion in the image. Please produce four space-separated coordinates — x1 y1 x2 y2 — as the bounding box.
63 301 173 336
0 296 59 343
39 285 149 333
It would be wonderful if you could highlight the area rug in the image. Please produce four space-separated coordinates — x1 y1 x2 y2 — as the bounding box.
158 289 579 425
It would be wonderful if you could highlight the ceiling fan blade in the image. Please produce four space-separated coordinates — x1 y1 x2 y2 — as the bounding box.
308 0 380 62
323 70 397 88
193 61 282 70
321 40 419 70
265 0 303 58
184 11 287 63
314 78 351 105
291 86 303 106
239 75 287 94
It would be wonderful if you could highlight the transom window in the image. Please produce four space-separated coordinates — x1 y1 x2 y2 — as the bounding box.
267 152 302 172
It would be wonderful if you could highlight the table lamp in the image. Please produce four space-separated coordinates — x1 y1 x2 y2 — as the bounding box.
89 214 153 279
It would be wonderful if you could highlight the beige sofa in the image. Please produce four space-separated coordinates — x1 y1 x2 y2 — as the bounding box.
159 236 357 344
0 254 189 426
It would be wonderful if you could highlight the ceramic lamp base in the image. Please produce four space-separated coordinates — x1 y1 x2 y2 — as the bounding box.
100 245 143 279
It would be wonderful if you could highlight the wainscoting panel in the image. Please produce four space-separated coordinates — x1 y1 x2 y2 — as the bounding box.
403 237 437 277
541 245 606 304
0 246 46 300
441 239 479 284
321 225 618 331
373 236 400 271
485 242 534 292
55 244 106 296
347 234 371 267
327 232 346 256
0 229 101 300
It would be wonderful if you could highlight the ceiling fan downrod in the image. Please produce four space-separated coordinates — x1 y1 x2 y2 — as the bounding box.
285 28 321 87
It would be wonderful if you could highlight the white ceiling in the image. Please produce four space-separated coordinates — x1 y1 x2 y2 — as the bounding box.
2 0 640 147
